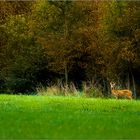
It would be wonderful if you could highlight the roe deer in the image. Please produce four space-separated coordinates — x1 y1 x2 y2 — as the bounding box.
110 82 132 99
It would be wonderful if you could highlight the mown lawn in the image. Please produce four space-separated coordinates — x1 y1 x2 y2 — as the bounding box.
0 95 140 139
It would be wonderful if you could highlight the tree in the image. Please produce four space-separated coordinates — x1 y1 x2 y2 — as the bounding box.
98 1 140 96
0 3 48 93
33 1 100 88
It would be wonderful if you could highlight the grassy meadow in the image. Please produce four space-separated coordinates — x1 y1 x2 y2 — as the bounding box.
0 94 140 139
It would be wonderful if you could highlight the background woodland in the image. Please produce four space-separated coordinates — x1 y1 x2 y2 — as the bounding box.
0 1 140 97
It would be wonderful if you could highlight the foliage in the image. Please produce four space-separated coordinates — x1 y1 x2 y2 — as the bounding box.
0 14 48 93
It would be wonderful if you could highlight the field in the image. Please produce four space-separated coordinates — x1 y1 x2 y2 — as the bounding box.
0 95 140 139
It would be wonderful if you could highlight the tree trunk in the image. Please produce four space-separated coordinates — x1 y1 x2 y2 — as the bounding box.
129 66 136 99
64 62 68 87
132 72 136 99
127 73 130 90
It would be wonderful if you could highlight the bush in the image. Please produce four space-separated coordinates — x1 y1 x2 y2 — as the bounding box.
83 82 104 98
4 78 35 94
37 82 83 97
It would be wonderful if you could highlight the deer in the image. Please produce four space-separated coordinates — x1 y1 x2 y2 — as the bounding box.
110 82 132 99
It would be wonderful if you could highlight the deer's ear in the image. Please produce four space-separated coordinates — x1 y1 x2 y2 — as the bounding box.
110 82 116 89
110 82 114 86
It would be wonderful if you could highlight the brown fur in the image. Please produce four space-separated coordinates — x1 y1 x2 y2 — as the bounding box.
112 89 132 99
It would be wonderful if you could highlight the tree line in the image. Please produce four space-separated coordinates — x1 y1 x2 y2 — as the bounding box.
0 1 140 97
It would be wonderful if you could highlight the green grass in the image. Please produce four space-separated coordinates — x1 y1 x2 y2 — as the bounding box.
0 95 140 139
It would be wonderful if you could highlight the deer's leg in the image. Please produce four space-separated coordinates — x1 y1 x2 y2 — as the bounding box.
129 96 132 100
115 95 118 99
